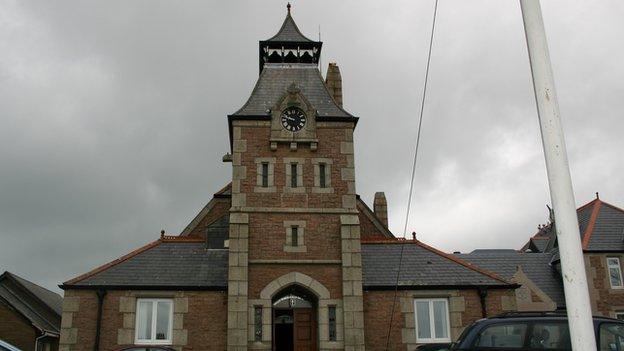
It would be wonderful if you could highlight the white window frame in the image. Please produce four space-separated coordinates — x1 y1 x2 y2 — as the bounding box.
413 298 451 343
134 298 173 345
608 257 624 289
614 312 624 320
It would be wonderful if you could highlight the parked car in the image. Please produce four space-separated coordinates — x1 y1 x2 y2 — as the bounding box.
416 343 452 351
451 312 624 350
0 340 22 351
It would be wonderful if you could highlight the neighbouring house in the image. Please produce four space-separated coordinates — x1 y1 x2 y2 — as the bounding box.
454 194 624 319
521 194 624 318
0 271 62 351
57 6 519 351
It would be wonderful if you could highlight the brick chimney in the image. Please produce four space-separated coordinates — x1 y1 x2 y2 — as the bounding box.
325 62 343 107
373 192 388 227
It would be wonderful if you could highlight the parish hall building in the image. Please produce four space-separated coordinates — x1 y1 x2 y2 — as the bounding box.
57 6 624 351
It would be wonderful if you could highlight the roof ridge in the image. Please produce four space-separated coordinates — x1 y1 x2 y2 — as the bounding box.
63 239 162 286
414 240 512 284
581 200 602 250
6 272 60 298
1 272 62 319
161 236 205 243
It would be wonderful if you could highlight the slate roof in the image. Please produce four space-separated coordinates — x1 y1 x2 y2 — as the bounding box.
523 197 624 253
0 272 62 334
63 238 228 289
230 63 354 118
582 199 624 251
361 241 512 288
456 250 565 308
265 12 314 42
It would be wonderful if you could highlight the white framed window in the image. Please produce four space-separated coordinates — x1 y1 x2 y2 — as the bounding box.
608 257 624 288
615 312 624 321
414 298 451 343
135 298 173 344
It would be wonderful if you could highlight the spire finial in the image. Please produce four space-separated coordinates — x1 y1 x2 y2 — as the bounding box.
287 2 291 13
596 192 600 200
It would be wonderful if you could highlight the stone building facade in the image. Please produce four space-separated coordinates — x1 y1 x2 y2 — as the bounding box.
59 7 519 351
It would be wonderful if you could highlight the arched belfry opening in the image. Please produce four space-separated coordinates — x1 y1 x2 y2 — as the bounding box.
272 284 318 351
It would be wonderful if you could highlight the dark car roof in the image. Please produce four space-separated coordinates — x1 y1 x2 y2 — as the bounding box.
472 313 622 325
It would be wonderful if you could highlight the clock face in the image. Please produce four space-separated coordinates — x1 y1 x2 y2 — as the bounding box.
280 107 307 132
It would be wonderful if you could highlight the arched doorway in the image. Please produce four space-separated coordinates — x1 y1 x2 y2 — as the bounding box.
272 284 318 351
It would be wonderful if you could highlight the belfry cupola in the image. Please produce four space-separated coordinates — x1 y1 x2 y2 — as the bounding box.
259 3 322 73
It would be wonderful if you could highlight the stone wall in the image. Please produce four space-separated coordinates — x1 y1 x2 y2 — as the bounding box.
362 289 516 351
59 289 227 351
586 253 624 317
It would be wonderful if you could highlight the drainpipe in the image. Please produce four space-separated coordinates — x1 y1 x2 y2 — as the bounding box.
478 288 488 318
94 289 107 351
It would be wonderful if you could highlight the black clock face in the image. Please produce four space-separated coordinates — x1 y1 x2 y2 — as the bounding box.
280 107 307 132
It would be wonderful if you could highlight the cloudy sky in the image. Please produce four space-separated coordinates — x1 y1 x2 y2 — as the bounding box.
1 0 622 293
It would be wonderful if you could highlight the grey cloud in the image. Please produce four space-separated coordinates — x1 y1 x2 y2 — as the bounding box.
1 0 622 293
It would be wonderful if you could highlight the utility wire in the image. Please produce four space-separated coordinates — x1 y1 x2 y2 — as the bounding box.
385 0 439 349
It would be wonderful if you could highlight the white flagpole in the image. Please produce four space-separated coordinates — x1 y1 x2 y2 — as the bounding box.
519 1 596 350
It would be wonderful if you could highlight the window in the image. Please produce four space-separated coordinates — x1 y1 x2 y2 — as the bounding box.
254 306 263 342
616 312 624 321
261 163 269 187
319 163 327 188
474 323 528 348
135 298 173 344
328 305 337 341
291 163 298 188
599 322 624 351
414 298 451 343
608 258 623 288
291 226 299 246
528 322 570 350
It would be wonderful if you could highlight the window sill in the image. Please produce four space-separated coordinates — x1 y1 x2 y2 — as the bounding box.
283 187 307 194
284 245 307 253
254 186 276 193
312 187 334 194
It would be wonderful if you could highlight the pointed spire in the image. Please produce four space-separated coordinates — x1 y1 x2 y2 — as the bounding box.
265 6 314 42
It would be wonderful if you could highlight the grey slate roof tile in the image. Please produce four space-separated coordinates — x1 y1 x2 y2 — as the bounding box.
362 243 509 288
231 63 354 118
586 203 624 251
456 250 565 308
67 242 228 288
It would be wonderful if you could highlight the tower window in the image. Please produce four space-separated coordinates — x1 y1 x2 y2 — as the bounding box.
261 163 269 187
319 163 327 188
291 226 299 247
291 163 298 188
328 305 337 341
254 306 263 341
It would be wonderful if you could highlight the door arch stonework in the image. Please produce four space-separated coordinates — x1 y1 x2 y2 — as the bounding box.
249 272 344 350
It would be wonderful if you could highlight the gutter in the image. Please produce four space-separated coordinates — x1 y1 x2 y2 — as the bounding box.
94 289 107 351
34 331 58 351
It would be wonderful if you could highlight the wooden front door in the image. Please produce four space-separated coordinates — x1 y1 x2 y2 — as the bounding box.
293 308 316 351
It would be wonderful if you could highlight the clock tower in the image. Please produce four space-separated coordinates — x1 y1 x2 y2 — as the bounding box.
226 5 365 351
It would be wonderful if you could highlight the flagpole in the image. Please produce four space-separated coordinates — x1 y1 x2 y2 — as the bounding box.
519 1 596 350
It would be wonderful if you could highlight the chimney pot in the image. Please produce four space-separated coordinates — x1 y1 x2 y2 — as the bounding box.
373 192 388 228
